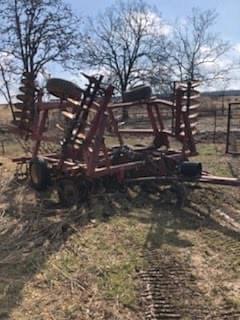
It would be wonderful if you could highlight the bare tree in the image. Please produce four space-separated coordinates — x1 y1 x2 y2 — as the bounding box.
75 0 170 100
0 0 81 94
169 8 230 83
0 63 15 118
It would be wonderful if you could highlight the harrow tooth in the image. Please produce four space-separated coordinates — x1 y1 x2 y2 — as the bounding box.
190 81 201 87
13 111 32 119
16 93 33 102
56 123 64 131
73 144 81 149
182 90 199 97
180 122 198 129
176 83 188 90
65 98 79 106
179 129 197 136
72 128 78 135
21 78 35 86
76 132 86 140
19 86 29 93
13 111 23 119
14 103 25 110
189 94 200 100
74 139 84 145
181 105 200 113
62 110 75 120
189 113 198 119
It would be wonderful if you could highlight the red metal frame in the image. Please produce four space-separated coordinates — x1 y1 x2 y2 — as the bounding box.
9 76 240 189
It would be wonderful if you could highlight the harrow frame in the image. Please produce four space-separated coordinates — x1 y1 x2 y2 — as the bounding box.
9 74 240 205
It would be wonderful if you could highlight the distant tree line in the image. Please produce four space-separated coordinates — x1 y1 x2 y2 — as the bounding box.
0 0 231 107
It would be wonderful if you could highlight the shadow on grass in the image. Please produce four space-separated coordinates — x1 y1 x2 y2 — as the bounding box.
139 183 240 253
0 178 91 319
0 178 239 319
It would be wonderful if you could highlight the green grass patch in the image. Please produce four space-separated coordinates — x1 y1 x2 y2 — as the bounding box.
193 143 232 177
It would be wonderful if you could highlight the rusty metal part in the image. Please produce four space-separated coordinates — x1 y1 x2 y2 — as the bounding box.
14 162 29 182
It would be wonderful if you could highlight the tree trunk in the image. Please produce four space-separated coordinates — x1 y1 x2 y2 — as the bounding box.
121 88 128 121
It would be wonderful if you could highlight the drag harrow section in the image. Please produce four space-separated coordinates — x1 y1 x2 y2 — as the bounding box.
217 308 240 320
139 252 205 319
138 251 240 319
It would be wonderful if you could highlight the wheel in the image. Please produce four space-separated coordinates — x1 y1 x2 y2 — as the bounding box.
46 78 83 101
123 85 152 102
29 158 51 191
57 179 79 207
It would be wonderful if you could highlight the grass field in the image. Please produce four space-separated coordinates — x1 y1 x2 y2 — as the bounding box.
0 113 239 319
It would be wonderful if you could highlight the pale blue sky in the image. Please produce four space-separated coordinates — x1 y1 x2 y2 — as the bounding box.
66 0 240 44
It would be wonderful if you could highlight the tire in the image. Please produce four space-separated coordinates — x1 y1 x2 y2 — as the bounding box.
29 158 51 191
123 85 152 102
46 78 83 101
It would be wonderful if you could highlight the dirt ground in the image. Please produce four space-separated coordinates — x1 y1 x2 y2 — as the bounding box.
0 114 239 319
